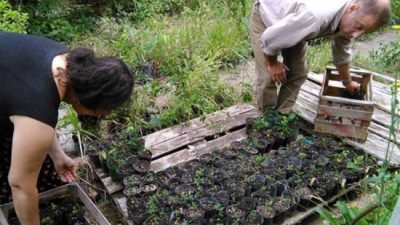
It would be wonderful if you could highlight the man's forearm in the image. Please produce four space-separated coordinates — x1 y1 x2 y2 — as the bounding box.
12 187 40 225
335 63 351 82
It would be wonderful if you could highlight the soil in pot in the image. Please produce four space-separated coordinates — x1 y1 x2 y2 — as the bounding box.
132 159 151 175
142 215 167 225
273 197 291 224
199 196 219 219
225 204 245 222
256 201 276 225
123 174 143 187
214 189 230 207
241 210 264 225
238 197 257 212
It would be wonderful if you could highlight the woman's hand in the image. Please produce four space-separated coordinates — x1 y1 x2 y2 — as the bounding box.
54 155 79 183
48 135 79 183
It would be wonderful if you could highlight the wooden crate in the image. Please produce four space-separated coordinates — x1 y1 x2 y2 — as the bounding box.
0 184 110 225
314 66 374 140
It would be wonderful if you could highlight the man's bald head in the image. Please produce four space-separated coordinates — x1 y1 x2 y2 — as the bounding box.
353 0 391 28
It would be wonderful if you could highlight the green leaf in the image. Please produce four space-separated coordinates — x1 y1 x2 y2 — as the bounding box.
316 207 341 225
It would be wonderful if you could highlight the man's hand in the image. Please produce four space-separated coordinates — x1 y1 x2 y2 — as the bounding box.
54 155 79 183
267 61 289 85
344 80 361 95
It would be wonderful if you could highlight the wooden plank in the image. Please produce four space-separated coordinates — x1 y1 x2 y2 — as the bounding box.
320 95 374 106
315 119 368 140
144 104 256 147
75 184 111 225
317 105 373 120
147 106 260 159
150 128 247 172
347 132 400 165
101 177 123 195
112 193 129 218
369 122 400 144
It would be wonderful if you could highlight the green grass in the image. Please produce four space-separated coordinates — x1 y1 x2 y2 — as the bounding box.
70 1 252 135
307 40 333 73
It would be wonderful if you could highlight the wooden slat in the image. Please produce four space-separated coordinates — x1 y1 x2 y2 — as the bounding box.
317 105 373 120
150 128 247 172
369 122 400 144
347 132 400 165
315 119 368 140
320 95 374 106
101 177 123 195
75 184 111 225
144 104 255 147
145 105 260 159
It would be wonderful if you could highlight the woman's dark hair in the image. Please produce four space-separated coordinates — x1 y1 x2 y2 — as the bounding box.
66 48 134 110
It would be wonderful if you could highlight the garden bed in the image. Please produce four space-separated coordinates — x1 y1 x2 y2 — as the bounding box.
0 184 110 225
88 104 377 225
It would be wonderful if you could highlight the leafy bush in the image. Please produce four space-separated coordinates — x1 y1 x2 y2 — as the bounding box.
307 40 332 73
369 41 400 72
22 0 95 42
391 0 400 24
0 0 28 33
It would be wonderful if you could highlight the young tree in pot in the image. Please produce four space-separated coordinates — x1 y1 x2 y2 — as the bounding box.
165 166 184 178
238 197 257 213
142 215 167 225
225 203 245 224
199 196 219 219
166 177 183 191
132 157 151 175
273 195 291 224
246 173 266 193
127 196 149 225
214 189 230 207
85 141 102 169
256 197 276 225
142 181 160 197
241 210 264 225
106 153 122 182
123 174 143 187
183 201 205 224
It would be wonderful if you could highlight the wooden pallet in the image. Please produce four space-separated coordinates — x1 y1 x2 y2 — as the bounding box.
95 104 261 224
94 103 382 225
145 103 261 171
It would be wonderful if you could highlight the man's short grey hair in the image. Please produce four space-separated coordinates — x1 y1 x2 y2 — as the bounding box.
353 0 391 28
